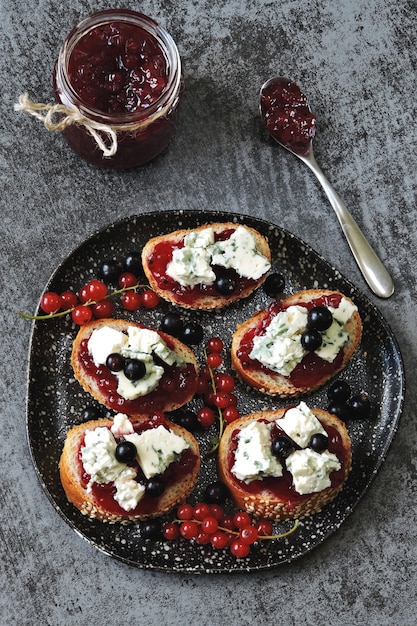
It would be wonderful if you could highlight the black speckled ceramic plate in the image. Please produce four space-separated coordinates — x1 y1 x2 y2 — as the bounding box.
26 210 404 573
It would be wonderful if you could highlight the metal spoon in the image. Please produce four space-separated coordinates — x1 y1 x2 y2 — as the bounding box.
259 76 394 298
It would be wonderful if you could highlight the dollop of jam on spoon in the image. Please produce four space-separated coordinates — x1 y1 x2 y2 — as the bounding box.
259 76 394 299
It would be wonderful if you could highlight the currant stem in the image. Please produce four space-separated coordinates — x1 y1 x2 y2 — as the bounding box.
204 346 225 455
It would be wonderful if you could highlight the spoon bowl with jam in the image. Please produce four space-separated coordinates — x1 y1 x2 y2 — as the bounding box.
259 76 394 299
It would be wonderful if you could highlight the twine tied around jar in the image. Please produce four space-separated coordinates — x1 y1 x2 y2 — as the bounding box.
14 93 118 157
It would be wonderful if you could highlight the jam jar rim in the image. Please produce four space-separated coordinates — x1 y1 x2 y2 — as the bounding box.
55 8 182 127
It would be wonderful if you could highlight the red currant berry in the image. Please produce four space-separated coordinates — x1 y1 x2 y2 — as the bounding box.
199 365 211 380
92 299 115 319
196 531 212 545
40 292 62 314
222 515 236 531
230 539 251 558
255 519 273 537
78 284 90 304
196 377 210 396
223 406 240 423
142 289 160 309
213 392 233 409
209 504 225 522
197 407 216 428
233 512 252 529
193 503 211 521
211 531 230 549
203 391 217 407
201 516 219 535
118 272 138 289
239 525 259 545
206 337 224 353
176 503 194 520
60 290 78 310
71 304 93 325
121 291 142 311
162 522 180 540
180 521 199 539
206 352 222 369
86 279 108 301
215 373 235 393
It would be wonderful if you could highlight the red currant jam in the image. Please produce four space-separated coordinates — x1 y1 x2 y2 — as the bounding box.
145 229 258 305
236 293 344 389
260 77 316 156
53 10 183 168
78 420 198 516
227 417 348 500
76 326 198 412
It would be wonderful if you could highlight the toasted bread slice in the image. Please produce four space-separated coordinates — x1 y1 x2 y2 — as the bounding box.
59 415 200 523
231 289 362 398
71 318 198 413
218 407 351 520
141 222 271 310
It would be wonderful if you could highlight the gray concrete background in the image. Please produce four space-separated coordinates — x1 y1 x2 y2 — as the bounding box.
1 0 416 624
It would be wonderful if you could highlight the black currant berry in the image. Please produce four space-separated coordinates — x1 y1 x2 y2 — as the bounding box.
124 358 147 381
115 441 137 463
307 306 333 331
160 312 184 337
173 409 200 432
145 477 166 497
310 433 328 452
98 258 123 284
271 436 293 459
327 402 350 422
204 481 229 504
327 380 351 403
301 329 322 351
106 352 125 372
140 520 162 540
80 406 102 422
180 322 204 345
124 251 142 276
214 276 237 295
348 393 372 419
263 273 285 297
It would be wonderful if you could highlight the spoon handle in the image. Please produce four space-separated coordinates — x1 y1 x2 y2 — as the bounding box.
303 153 394 298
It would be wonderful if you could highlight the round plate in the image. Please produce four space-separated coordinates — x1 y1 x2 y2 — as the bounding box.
26 210 404 573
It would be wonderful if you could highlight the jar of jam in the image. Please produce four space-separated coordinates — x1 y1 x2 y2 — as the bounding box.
53 9 183 169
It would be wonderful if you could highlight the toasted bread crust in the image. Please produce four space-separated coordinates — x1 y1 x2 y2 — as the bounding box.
59 416 201 523
71 318 198 413
231 289 362 398
141 222 271 310
218 408 351 521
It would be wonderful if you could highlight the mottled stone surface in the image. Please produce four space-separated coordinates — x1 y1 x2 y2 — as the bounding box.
1 0 416 624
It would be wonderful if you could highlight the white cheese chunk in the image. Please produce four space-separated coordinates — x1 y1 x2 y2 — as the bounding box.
88 326 128 366
232 420 283 483
110 413 134 437
81 426 145 511
166 230 216 287
210 225 271 279
315 298 357 363
277 402 327 448
115 356 164 400
125 425 189 479
285 448 341 494
113 473 146 511
249 306 307 376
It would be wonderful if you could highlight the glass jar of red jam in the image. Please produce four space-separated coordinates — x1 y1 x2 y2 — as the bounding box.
53 9 183 169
